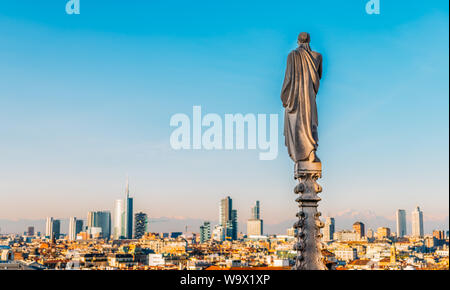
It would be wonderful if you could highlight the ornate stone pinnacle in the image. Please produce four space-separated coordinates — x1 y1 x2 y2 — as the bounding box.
292 161 327 270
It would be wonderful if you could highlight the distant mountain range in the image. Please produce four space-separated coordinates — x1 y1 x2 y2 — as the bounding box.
1 210 448 235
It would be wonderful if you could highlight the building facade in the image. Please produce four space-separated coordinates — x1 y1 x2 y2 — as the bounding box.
396 209 407 238
134 212 148 239
412 206 424 238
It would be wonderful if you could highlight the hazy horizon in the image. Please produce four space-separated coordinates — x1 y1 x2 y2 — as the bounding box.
0 1 448 227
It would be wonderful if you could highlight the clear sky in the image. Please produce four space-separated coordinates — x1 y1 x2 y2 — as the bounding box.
0 1 448 230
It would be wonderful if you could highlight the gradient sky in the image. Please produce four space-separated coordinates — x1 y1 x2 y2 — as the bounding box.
0 1 448 230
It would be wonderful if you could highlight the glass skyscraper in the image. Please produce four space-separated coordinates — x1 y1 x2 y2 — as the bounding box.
396 209 407 238
412 206 424 238
87 211 111 239
124 178 134 239
220 196 237 240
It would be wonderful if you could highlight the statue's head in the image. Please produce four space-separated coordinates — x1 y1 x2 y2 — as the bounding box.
297 32 311 44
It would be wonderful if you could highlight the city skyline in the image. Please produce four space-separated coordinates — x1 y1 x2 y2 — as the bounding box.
0 1 448 234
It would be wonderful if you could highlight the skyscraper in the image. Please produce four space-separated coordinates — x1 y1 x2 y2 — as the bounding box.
134 212 148 239
68 218 83 241
52 220 61 240
87 211 111 239
220 196 232 227
124 178 134 239
219 196 237 240
353 222 365 239
323 217 335 241
247 201 263 236
113 199 124 239
412 206 424 238
45 217 60 240
27 226 34 236
69 217 77 241
45 217 53 238
396 209 407 238
200 221 211 243
251 201 260 220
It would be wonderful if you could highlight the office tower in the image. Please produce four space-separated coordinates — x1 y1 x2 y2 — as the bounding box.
75 220 83 235
367 229 374 239
230 209 238 240
220 196 237 240
68 218 83 241
396 209 407 238
412 206 424 238
69 217 77 241
27 226 34 236
220 196 232 227
352 221 365 239
200 222 211 243
247 201 263 236
251 201 260 220
113 199 124 239
45 217 53 238
134 212 148 239
247 219 263 236
52 220 61 240
323 217 335 241
377 227 391 239
87 211 111 239
124 178 134 239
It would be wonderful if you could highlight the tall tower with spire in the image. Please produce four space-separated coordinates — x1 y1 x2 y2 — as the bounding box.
124 176 134 239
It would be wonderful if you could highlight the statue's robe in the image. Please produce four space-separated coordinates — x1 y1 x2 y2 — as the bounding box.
281 44 323 162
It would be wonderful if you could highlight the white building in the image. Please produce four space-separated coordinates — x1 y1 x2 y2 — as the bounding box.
247 219 263 236
113 199 124 239
148 254 165 266
334 248 358 261
412 206 424 238
68 217 77 241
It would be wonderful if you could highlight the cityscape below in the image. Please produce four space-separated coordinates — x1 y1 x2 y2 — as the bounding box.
0 180 448 270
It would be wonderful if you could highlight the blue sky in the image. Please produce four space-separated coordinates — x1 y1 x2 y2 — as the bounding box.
0 1 448 232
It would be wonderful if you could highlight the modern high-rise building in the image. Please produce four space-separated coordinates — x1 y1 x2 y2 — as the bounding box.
27 226 34 236
251 201 260 220
396 209 407 238
220 196 232 227
134 212 148 239
247 201 263 236
87 211 111 239
124 178 134 239
412 206 424 238
45 217 53 238
353 221 365 239
247 219 263 236
200 221 211 243
69 217 77 241
76 220 83 235
52 220 61 240
68 217 83 241
113 199 124 240
45 217 60 240
323 217 335 241
220 196 237 240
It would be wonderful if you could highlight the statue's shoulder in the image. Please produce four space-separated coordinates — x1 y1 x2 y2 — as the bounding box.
311 50 322 60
